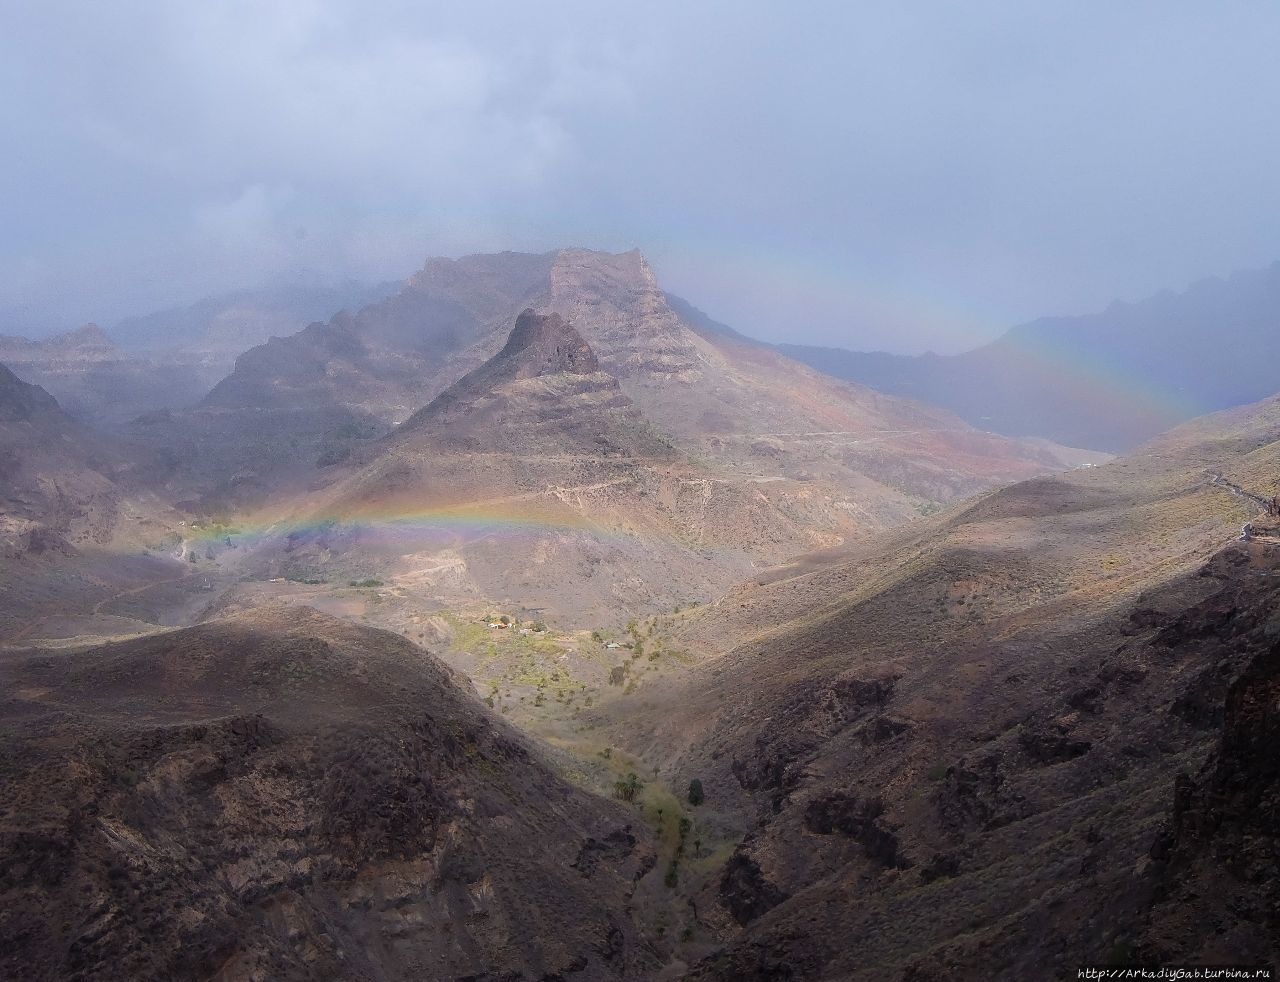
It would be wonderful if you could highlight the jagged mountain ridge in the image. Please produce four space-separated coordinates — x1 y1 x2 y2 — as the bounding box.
0 278 395 428
394 309 671 456
109 277 396 358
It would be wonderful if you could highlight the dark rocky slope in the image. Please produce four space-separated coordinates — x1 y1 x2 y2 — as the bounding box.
0 606 657 981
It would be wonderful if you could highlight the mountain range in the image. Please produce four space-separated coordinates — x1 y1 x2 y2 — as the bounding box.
778 260 1280 452
151 249 1099 525
0 279 397 429
3 245 1280 980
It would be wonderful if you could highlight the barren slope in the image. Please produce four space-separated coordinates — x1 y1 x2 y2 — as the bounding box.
0 606 658 981
251 312 851 620
592 392 1280 979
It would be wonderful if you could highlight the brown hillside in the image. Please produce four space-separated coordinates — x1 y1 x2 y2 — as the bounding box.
0 606 658 981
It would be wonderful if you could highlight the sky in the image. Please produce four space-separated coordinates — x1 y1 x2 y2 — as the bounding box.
3 1 1280 353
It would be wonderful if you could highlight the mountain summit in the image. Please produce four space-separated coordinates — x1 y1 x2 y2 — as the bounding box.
260 312 836 618
419 307 601 412
396 308 664 458
490 307 599 376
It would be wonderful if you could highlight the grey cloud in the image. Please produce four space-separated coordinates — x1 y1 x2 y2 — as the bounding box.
2 1 1279 352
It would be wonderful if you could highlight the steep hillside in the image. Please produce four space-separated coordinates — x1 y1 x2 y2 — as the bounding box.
591 392 1280 979
250 311 850 619
158 249 1099 528
778 260 1280 452
0 606 658 981
0 280 393 429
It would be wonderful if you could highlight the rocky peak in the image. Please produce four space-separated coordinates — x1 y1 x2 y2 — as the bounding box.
495 309 599 378
398 310 613 434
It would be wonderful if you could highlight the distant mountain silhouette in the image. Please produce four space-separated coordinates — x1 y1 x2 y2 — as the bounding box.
777 261 1280 452
110 277 397 356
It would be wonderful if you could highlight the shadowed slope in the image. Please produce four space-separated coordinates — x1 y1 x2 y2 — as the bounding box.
594 392 1280 979
0 606 657 981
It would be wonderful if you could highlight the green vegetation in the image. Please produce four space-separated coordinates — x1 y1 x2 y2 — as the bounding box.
613 772 642 802
664 815 694 888
348 578 384 588
687 778 705 806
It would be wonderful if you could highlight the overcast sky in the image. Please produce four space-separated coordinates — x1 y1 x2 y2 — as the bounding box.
4 2 1280 353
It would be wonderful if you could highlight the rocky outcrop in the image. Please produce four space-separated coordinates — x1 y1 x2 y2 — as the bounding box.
547 249 703 381
719 849 789 925
803 792 910 869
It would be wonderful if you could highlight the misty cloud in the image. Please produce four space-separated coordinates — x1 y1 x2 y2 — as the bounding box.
3 1 1280 351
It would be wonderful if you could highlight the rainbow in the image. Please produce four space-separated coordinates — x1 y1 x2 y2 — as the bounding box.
989 324 1204 426
182 496 636 553
649 236 1207 430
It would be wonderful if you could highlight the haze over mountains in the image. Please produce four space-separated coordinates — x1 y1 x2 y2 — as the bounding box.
0 279 397 428
183 248 1098 510
8 3 1280 976
2 245 1280 980
778 261 1280 452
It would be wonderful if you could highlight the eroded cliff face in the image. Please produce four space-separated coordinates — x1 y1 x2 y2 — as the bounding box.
546 249 704 382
